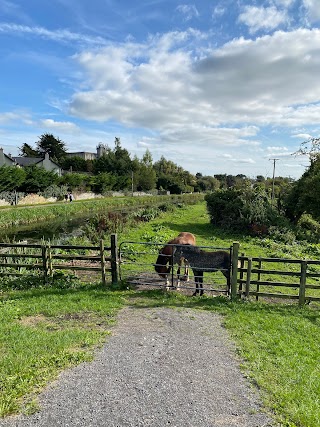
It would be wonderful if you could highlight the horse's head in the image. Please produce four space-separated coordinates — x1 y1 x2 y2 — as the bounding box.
154 252 171 277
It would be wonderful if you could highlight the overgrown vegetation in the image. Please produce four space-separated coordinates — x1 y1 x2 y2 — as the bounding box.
0 193 203 230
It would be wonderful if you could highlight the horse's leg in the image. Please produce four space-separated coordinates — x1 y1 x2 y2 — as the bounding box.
199 271 204 296
192 269 199 296
183 260 190 282
165 266 172 290
176 261 181 289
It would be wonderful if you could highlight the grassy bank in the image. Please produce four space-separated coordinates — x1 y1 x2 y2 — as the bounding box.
0 193 203 230
1 201 320 426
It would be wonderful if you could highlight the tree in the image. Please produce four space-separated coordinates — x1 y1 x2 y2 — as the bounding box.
20 166 59 192
19 143 39 157
194 175 220 192
90 173 117 194
284 155 320 221
0 166 26 191
205 187 278 231
59 173 91 191
60 156 88 172
135 150 157 191
35 133 67 162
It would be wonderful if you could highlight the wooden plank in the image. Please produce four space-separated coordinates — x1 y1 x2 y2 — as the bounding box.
0 263 44 269
100 239 107 286
0 254 42 259
239 256 302 264
49 244 104 250
231 242 239 300
52 265 111 272
0 243 43 248
51 254 101 261
299 261 307 306
248 291 300 299
111 233 118 285
251 269 301 276
249 280 300 287
245 258 252 298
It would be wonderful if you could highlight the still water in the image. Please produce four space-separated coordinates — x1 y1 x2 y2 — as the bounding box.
0 215 89 243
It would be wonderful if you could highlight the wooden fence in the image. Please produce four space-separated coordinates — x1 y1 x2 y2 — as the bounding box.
236 252 320 305
1 236 320 305
0 234 118 286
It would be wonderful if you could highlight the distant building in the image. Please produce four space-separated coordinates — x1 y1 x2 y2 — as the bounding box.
0 147 15 166
0 148 62 176
65 143 107 160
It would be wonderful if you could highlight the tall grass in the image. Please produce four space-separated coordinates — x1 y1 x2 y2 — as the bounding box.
0 193 203 230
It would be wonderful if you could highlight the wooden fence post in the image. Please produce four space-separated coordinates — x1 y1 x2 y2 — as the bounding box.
256 258 262 301
230 242 240 300
299 260 307 306
245 258 252 298
100 239 107 287
110 234 118 285
42 245 48 284
47 244 53 278
238 252 245 296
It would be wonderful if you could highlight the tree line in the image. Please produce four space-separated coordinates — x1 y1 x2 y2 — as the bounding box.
1 133 292 196
3 133 320 239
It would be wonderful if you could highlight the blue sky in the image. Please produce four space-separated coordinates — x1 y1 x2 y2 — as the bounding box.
1 0 320 179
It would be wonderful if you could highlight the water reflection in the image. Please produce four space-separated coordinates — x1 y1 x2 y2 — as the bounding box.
0 215 88 243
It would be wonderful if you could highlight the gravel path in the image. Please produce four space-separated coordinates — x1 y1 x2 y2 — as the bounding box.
0 307 274 427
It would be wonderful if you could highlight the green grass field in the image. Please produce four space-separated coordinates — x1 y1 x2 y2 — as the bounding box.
1 201 320 426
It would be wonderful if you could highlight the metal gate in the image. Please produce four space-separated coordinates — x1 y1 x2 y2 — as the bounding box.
119 240 232 296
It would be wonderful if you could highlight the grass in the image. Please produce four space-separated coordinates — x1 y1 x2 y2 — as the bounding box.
127 290 320 427
1 201 320 425
0 193 203 230
0 284 126 416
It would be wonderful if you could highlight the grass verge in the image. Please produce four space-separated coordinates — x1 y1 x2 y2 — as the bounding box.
128 290 320 427
0 284 126 417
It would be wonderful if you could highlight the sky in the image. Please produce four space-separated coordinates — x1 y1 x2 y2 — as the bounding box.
0 0 319 179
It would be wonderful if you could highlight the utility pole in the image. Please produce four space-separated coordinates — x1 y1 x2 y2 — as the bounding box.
269 158 279 202
131 170 134 196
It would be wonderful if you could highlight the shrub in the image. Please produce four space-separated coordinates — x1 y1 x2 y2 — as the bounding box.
296 213 320 243
205 188 278 232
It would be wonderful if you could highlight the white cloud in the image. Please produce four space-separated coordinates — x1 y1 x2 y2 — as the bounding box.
302 0 320 22
212 5 226 18
40 119 79 132
291 133 312 140
58 27 319 178
273 0 296 7
176 4 199 21
0 23 107 46
0 111 32 125
238 6 288 33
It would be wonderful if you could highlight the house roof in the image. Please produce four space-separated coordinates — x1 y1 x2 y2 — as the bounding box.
12 157 43 167
12 155 61 168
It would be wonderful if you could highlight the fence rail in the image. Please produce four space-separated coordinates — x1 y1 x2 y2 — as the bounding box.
1 236 320 306
238 255 320 305
0 234 118 285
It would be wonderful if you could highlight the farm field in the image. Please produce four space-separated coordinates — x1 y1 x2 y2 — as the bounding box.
0 201 320 426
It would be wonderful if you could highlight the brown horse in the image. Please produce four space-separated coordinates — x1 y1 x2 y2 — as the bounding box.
155 232 196 288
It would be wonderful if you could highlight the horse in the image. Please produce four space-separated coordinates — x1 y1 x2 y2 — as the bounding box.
154 232 196 288
173 244 230 296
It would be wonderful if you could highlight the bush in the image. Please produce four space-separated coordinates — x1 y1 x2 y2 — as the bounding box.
205 188 278 232
296 213 320 243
